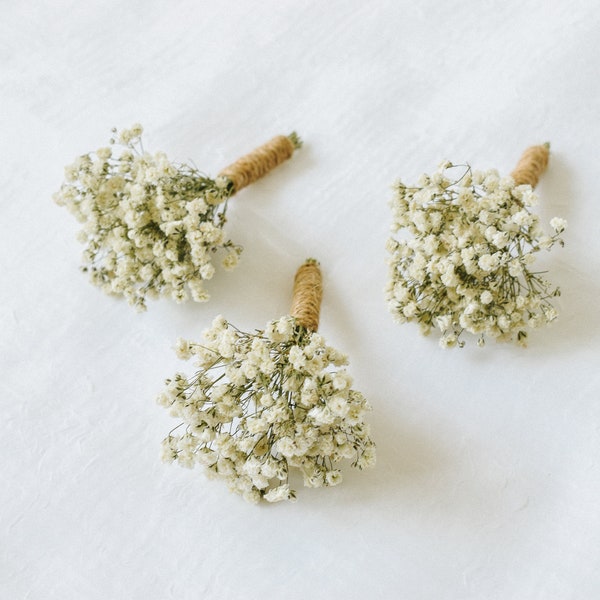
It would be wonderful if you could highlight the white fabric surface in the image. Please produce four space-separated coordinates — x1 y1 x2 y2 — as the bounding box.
2 1 599 598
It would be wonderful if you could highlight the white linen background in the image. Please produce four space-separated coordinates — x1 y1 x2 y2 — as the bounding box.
2 0 599 598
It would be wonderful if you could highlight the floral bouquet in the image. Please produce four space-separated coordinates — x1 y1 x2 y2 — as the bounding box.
158 259 376 503
386 144 567 347
54 125 301 309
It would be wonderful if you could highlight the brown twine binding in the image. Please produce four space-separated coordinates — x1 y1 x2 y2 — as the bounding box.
218 134 300 193
510 143 550 188
290 259 322 332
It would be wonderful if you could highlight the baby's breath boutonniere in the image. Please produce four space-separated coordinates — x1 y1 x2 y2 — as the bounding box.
386 144 566 347
54 125 301 310
158 259 376 503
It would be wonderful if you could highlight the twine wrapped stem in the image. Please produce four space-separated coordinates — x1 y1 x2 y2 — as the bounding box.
290 259 322 332
510 143 550 188
218 133 302 194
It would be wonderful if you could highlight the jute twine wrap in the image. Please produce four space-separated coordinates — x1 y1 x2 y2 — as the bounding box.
218 134 300 193
290 259 323 332
510 143 550 188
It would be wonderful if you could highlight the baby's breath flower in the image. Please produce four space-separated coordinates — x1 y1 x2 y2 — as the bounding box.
54 125 240 310
57 126 303 309
480 290 494 305
550 217 568 234
263 484 296 503
386 160 566 347
158 315 375 503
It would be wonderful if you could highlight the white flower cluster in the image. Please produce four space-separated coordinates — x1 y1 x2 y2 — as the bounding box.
386 163 567 347
53 125 241 310
158 315 376 503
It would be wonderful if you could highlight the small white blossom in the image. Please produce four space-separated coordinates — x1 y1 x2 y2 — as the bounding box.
550 217 567 233
328 395 349 417
403 302 418 318
174 337 193 360
325 470 343 486
478 253 499 272
492 231 510 249
264 484 295 503
480 290 493 305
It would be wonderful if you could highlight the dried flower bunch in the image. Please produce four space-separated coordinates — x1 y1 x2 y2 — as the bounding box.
54 124 301 310
386 144 567 347
158 260 376 503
